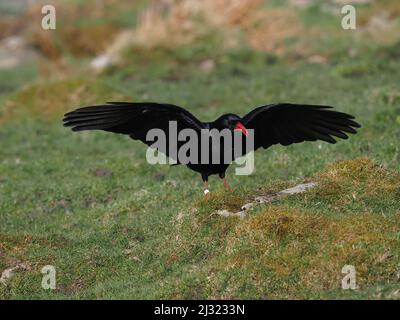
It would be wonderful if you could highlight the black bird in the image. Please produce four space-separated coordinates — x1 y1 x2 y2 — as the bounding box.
63 102 360 193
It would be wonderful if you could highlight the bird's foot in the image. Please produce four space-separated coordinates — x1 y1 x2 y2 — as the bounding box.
203 181 210 196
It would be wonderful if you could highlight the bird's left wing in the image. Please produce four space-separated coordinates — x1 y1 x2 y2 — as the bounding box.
241 103 361 150
63 102 204 160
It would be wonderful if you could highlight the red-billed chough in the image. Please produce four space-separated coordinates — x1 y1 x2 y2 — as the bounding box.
63 102 360 194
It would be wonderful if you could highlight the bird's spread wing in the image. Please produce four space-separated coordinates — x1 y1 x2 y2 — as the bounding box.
63 102 204 161
241 103 361 150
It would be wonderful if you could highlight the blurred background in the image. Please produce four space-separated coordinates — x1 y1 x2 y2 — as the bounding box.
0 0 399 116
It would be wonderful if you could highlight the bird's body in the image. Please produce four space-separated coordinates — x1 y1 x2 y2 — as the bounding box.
185 114 243 183
63 102 360 193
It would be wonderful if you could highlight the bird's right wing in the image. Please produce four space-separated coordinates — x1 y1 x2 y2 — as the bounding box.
241 103 361 150
63 102 204 161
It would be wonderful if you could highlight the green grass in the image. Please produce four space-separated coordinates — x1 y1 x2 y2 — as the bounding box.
1 7 400 299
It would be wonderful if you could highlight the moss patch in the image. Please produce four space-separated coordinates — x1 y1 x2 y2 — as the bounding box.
0 79 130 124
163 159 400 299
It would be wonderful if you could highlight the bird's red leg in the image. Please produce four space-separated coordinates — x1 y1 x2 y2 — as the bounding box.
223 177 230 190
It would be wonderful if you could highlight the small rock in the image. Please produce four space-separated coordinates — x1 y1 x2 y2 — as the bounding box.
214 182 317 218
215 209 246 219
0 263 28 286
241 202 255 211
279 182 317 195
215 209 232 217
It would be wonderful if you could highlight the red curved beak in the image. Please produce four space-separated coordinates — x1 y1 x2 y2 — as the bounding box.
235 122 249 136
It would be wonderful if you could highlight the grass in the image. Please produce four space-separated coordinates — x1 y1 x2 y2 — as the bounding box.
1 1 400 299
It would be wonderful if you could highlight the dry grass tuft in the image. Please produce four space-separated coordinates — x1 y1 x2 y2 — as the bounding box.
358 0 400 25
313 158 400 208
58 24 121 57
0 234 34 258
133 0 266 48
245 9 303 54
0 15 26 40
1 0 123 60
96 0 304 69
352 0 400 44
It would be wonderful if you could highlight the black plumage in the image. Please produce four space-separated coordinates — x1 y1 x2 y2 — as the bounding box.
63 102 360 191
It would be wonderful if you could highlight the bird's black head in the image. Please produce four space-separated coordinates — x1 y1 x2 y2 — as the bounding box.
212 113 248 136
